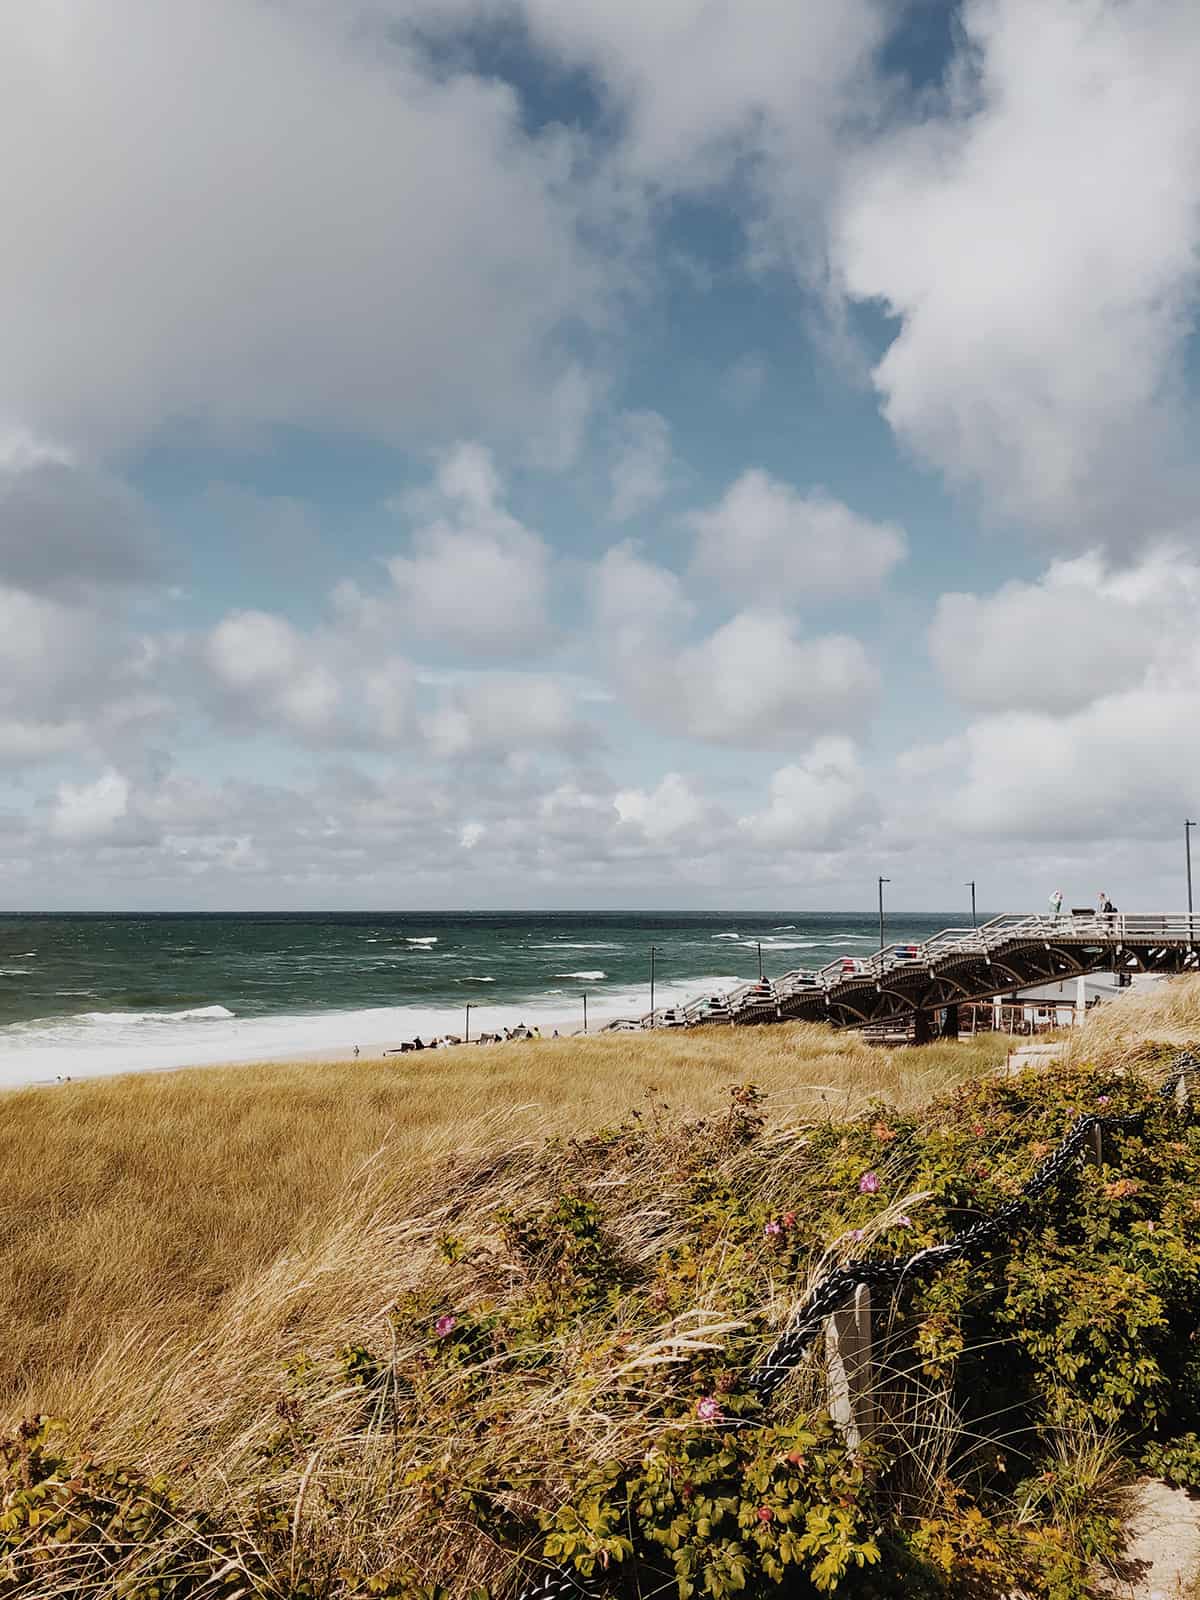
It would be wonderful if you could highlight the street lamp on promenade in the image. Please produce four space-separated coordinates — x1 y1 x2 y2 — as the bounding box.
1187 820 1196 917
878 877 890 953
966 880 977 928
649 945 663 1027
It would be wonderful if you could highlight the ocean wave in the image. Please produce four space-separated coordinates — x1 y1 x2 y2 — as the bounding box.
80 1004 236 1024
531 941 622 950
772 926 796 932
712 933 741 940
0 967 32 976
553 970 606 980
458 976 496 983
406 936 438 945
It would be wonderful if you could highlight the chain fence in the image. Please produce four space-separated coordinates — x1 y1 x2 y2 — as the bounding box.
516 1048 1200 1600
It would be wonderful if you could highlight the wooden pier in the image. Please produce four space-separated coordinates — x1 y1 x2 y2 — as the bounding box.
617 913 1200 1038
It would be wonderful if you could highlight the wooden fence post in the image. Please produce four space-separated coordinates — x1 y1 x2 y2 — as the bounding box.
1084 1123 1103 1167
826 1284 875 1448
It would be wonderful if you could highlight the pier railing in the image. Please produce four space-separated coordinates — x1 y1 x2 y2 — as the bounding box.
628 913 1200 1031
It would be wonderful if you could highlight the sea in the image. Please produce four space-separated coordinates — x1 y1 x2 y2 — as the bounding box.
0 911 971 1089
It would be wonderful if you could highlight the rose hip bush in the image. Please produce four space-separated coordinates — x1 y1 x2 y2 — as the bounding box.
6 1057 1200 1600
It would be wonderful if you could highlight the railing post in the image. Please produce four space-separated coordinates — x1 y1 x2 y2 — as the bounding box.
1085 1123 1104 1167
826 1284 874 1449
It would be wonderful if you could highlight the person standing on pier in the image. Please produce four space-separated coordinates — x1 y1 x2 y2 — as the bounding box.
1049 888 1063 918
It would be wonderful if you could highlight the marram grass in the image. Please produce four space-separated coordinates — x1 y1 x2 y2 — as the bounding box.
3 979 1200 1599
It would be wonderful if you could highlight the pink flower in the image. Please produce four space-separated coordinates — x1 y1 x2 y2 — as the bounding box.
895 1214 912 1228
1097 1095 1111 1107
764 1219 782 1237
849 1229 865 1244
782 1212 796 1228
859 1172 880 1194
756 1506 774 1523
695 1396 722 1423
434 1315 457 1339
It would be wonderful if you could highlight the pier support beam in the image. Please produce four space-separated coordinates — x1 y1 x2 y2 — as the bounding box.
912 1007 934 1045
940 1004 960 1039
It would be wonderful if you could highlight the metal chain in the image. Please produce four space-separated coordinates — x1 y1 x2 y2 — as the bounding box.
514 1050 1200 1600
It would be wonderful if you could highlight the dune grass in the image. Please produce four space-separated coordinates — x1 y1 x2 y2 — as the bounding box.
0 1024 1004 1422
5 981 1200 1598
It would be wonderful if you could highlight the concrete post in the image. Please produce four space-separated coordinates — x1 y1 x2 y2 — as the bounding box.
993 995 1003 1033
1075 974 1087 1024
826 1284 874 1449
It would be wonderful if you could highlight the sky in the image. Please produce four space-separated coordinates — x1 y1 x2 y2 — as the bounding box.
3 0 1200 913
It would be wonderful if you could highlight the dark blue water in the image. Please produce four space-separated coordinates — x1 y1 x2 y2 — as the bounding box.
0 911 976 1085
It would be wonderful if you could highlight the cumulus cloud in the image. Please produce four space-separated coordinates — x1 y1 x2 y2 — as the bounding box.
203 611 343 740
929 551 1188 714
738 737 873 846
381 444 555 658
615 772 706 841
0 444 163 597
834 0 1200 538
609 411 672 521
508 0 884 202
925 547 1200 842
593 545 878 747
422 674 588 758
0 0 604 450
49 770 158 846
688 469 906 601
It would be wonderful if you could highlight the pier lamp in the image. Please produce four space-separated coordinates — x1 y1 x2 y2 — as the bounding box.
1188 820 1196 918
465 1001 474 1043
649 945 663 1027
966 880 977 927
878 877 890 953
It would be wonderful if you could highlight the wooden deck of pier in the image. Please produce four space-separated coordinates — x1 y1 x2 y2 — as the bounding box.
615 914 1200 1040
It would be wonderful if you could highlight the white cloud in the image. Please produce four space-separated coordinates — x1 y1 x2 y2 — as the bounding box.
609 410 672 521
0 0 604 451
593 545 878 748
945 688 1200 842
511 0 884 201
422 674 585 758
383 444 555 659
615 772 705 841
668 613 877 747
738 737 872 846
929 550 1186 714
204 610 342 739
834 0 1200 537
688 469 906 601
49 770 157 845
0 444 162 597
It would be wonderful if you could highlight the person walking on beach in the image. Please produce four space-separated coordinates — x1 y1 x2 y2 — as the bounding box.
1049 889 1063 919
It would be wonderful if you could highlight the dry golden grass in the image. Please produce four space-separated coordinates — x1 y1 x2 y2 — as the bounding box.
5 980 1200 1597
1065 972 1200 1063
0 1024 1005 1425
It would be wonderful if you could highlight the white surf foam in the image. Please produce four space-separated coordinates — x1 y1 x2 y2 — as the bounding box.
554 970 606 980
406 936 438 945
712 933 741 940
0 973 745 1091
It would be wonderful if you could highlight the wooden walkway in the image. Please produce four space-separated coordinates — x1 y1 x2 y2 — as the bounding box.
612 914 1200 1039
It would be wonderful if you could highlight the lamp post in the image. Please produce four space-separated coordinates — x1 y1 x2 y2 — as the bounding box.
878 877 890 953
649 945 663 1027
1187 820 1196 918
464 1002 474 1044
756 940 763 980
582 991 588 1035
966 880 977 928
